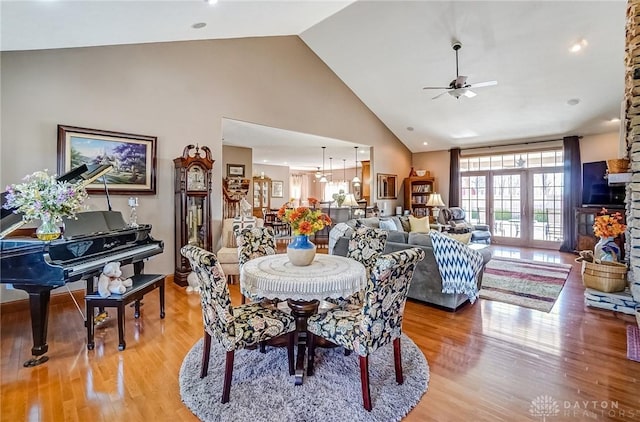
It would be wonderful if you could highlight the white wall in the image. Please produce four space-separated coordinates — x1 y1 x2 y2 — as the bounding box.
0 36 411 302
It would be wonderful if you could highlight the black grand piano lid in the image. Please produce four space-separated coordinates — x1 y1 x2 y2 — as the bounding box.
1 164 113 237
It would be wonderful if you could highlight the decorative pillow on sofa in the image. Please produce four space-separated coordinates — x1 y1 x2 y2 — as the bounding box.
444 232 472 244
409 215 430 232
379 219 397 231
356 217 380 228
398 215 412 232
408 232 432 247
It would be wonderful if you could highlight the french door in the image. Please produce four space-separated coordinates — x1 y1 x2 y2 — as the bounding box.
462 170 563 248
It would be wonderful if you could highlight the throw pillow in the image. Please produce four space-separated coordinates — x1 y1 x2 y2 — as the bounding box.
444 232 472 244
390 216 405 232
408 232 432 247
356 217 380 228
398 215 412 232
409 215 430 232
379 219 397 231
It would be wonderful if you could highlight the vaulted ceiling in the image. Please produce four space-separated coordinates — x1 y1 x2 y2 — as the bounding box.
1 1 626 168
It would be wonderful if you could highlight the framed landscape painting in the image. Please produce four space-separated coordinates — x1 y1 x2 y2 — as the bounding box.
57 125 157 194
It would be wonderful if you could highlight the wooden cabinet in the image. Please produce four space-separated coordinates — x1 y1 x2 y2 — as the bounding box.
361 160 371 204
575 207 625 257
253 177 271 217
404 175 435 218
174 145 214 286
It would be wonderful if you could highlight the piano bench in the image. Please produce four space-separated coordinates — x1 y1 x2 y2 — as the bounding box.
85 273 165 351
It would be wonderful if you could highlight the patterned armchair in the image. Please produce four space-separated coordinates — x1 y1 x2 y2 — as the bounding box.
237 226 277 304
325 226 388 307
180 245 296 404
307 247 425 411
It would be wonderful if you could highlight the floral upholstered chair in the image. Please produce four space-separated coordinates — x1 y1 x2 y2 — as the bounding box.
237 226 277 304
326 226 388 307
307 247 425 411
180 245 296 404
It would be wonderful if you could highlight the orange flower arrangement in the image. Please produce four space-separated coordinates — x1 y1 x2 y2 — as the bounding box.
593 208 626 238
277 204 331 236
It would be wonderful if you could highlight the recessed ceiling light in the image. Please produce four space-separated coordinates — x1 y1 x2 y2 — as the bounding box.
423 142 428 145
192 22 207 29
263 159 268 163
609 117 620 123
569 39 588 53
407 127 414 131
567 98 580 106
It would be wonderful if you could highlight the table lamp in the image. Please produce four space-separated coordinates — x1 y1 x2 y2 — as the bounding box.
426 193 445 222
342 193 359 219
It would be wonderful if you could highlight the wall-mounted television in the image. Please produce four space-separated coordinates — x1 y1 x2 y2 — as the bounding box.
582 161 625 208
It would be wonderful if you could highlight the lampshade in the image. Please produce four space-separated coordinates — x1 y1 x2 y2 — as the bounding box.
426 193 445 207
342 193 359 207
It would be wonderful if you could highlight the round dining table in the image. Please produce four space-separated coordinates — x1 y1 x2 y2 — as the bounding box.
240 253 366 385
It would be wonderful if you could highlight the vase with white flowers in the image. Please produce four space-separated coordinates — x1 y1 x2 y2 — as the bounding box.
3 170 88 240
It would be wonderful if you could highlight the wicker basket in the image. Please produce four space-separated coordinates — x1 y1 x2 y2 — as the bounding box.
581 260 627 292
606 159 630 174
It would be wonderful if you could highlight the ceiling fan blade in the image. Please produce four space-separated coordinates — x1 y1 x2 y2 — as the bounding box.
431 90 450 100
423 86 450 90
467 80 497 89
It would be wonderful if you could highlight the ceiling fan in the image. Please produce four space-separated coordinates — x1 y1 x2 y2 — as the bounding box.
423 41 497 100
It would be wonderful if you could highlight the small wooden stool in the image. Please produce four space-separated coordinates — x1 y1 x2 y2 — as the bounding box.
85 273 165 351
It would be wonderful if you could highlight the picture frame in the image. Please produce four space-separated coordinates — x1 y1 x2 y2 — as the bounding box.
57 125 157 195
271 180 284 198
377 173 397 199
227 164 245 178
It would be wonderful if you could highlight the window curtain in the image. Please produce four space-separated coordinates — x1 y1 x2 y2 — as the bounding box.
290 174 302 207
560 136 581 252
449 148 461 207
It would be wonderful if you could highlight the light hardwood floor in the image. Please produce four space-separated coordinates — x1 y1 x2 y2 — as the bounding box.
1 245 639 421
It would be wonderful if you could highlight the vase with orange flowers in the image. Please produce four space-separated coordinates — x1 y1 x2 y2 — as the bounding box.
593 208 626 262
277 204 332 266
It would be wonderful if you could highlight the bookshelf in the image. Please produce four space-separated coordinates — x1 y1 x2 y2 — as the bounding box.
404 175 435 218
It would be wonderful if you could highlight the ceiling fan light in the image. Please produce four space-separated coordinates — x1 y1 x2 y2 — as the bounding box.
463 89 477 98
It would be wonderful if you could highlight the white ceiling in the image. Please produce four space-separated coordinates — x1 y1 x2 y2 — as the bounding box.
1 1 627 166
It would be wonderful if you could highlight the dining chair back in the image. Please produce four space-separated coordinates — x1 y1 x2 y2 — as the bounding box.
237 226 277 303
307 247 425 411
180 245 296 403
327 226 388 307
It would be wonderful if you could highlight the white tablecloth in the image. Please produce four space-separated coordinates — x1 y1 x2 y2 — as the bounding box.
240 254 366 302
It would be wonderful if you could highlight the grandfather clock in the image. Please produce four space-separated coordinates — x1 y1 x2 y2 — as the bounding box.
174 144 214 286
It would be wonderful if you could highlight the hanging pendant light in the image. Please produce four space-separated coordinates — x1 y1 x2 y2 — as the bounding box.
343 159 347 184
319 147 328 183
315 167 322 179
329 157 333 182
352 146 361 186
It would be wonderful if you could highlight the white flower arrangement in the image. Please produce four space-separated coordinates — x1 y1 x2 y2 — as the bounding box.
3 170 88 223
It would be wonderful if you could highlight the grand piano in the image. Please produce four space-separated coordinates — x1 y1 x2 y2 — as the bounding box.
0 164 164 367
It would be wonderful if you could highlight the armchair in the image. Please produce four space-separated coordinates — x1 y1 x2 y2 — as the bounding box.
438 207 491 244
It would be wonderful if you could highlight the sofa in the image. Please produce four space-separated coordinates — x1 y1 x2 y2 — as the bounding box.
330 216 492 311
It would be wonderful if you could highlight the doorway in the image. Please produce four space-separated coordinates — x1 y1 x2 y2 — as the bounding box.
460 149 564 248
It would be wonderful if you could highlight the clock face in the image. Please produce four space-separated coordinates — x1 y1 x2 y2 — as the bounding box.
187 165 206 191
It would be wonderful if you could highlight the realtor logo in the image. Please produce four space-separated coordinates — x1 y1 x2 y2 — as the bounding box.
530 395 560 421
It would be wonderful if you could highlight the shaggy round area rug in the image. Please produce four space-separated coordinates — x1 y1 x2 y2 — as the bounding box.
179 334 429 422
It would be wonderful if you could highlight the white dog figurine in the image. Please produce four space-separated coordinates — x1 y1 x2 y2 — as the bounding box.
98 262 133 298
186 271 200 294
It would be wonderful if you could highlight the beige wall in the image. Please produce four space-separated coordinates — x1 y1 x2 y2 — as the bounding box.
411 132 621 209
252 164 290 209
0 36 410 302
579 132 621 163
411 150 451 206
